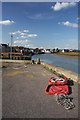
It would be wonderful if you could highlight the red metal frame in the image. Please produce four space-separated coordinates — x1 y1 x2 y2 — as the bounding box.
45 84 69 95
49 77 67 85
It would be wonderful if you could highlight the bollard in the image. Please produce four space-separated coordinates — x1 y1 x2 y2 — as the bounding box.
32 60 34 64
37 58 40 64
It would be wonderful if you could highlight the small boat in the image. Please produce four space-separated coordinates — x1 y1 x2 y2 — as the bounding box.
45 84 69 95
49 77 67 85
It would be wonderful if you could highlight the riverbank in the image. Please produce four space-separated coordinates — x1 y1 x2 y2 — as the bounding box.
41 62 79 83
55 52 79 59
54 54 78 59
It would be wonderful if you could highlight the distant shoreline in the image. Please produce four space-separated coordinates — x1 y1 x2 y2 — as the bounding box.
55 54 79 59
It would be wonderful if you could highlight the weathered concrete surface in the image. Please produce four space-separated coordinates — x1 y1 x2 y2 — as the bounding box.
41 62 79 83
2 62 78 118
1 59 79 83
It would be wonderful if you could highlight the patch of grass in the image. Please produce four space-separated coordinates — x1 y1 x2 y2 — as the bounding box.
43 66 46 68
42 64 73 81
5 62 13 63
56 52 80 56
49 68 56 73
25 62 31 64
44 66 48 69
43 65 57 74
46 66 49 69
59 74 65 77
52 70 56 73
50 69 52 71
68 78 71 80
15 62 20 64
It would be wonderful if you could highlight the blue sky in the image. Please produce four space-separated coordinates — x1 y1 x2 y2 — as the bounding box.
1 2 78 49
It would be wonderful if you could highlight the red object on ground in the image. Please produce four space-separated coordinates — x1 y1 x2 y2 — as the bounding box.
45 84 69 95
49 77 67 85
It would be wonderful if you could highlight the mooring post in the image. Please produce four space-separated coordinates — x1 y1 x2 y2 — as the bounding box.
37 58 40 64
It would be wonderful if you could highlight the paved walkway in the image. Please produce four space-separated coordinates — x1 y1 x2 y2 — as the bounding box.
2 62 78 118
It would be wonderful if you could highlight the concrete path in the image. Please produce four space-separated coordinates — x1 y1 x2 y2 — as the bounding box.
2 62 78 118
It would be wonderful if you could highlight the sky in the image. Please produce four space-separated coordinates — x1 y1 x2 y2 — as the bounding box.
1 2 79 49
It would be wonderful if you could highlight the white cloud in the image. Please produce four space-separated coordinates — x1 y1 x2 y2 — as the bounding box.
27 12 54 20
77 17 80 20
9 30 21 35
0 20 14 25
9 29 38 41
62 21 78 28
9 30 29 36
20 34 38 38
40 46 44 49
58 22 60 24
16 37 19 39
58 21 78 28
23 30 29 32
51 2 76 11
24 44 35 48
15 33 38 40
14 40 29 44
28 34 38 37
20 33 26 36
9 32 16 35
21 36 27 38
17 30 21 34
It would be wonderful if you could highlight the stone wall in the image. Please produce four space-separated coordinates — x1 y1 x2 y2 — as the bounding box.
41 62 79 83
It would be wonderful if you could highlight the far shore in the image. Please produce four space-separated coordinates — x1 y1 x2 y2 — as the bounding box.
55 53 79 59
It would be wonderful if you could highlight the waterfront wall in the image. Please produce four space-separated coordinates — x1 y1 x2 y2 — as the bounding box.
41 62 79 83
0 59 32 64
1 59 79 83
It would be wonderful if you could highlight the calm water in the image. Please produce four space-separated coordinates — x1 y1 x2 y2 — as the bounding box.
32 53 78 74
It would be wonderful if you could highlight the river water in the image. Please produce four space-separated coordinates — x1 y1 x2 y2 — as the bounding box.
32 53 78 74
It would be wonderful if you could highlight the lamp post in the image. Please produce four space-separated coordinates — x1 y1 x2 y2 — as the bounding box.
10 35 13 59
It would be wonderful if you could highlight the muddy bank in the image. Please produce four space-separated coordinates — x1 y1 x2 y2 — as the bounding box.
54 54 78 59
